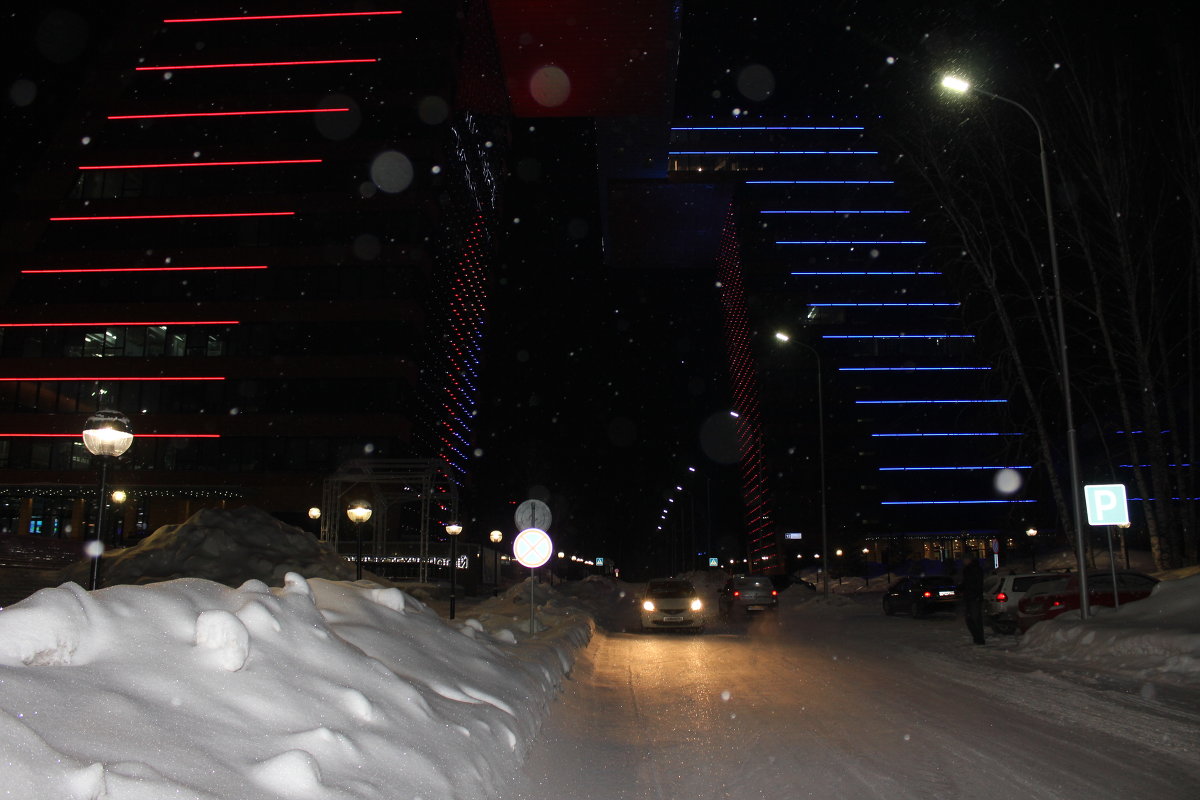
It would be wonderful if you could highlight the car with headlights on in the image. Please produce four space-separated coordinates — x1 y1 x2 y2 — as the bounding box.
717 574 779 618
640 578 705 633
882 575 960 618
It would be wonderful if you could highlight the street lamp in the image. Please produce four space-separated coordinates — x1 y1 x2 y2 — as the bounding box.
82 410 133 591
1026 527 1038 571
111 489 127 547
940 74 1088 616
346 501 372 581
489 529 503 591
775 331 829 598
446 522 463 619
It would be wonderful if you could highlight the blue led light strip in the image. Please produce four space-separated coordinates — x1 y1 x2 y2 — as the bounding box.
856 399 1007 405
669 150 878 155
823 334 972 339
810 302 959 307
746 180 894 184
879 465 1032 471
762 210 909 214
840 367 991 371
1119 463 1191 468
792 272 943 276
777 240 927 245
882 500 1037 505
872 432 1021 437
671 126 864 131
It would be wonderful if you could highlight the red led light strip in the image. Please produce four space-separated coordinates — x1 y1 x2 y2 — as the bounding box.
79 159 320 170
50 212 294 221
1 433 222 438
0 377 224 381
0 321 239 327
108 108 348 120
22 266 268 274
137 58 378 71
163 11 403 23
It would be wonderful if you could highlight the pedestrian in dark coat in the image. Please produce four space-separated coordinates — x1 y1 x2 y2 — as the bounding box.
962 553 986 645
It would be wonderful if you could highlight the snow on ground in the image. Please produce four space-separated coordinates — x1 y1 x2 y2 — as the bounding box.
0 507 1197 799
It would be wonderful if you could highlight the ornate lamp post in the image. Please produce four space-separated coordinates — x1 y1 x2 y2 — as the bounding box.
82 410 133 591
489 529 503 590
446 522 463 619
346 501 372 580
1026 527 1038 571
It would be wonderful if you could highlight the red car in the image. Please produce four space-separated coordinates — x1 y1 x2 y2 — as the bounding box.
1016 571 1159 632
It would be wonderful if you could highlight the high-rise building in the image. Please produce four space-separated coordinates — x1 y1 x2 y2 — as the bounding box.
0 4 507 545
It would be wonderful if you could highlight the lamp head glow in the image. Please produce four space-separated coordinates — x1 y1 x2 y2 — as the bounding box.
1026 527 1038 537
82 410 134 458
445 523 463 536
308 507 321 520
941 75 970 93
346 502 372 524
489 529 502 543
111 490 127 503
775 331 790 342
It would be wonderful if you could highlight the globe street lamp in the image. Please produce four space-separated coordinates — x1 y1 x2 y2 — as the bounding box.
346 501 372 581
775 331 829 598
941 74 1088 616
111 489 127 547
446 523 463 619
82 410 133 591
489 529 503 591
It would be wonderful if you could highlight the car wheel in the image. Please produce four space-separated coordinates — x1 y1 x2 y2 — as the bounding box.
992 619 1017 635
910 601 923 618
883 598 895 616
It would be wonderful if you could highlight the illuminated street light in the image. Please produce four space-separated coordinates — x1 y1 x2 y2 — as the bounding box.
346 501 372 581
776 331 829 598
446 522 463 619
490 530 503 589
1027 527 1039 571
82 410 133 591
941 73 1088 616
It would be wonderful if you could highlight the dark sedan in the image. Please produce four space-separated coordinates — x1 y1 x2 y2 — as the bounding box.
882 575 961 618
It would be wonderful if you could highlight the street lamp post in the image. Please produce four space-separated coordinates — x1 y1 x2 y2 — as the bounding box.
489 529 503 592
446 522 463 619
1026 527 1038 571
82 410 134 591
346 501 372 581
110 489 127 547
775 332 829 598
941 75 1088 617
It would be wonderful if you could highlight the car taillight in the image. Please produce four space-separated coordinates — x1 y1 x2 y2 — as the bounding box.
1050 599 1063 608
733 590 741 598
771 590 778 596
922 590 933 598
995 591 1008 603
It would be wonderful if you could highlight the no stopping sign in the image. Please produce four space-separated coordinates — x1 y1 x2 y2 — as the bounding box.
513 527 552 568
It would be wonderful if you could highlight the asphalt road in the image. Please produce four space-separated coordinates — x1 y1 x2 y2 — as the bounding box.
498 596 1200 800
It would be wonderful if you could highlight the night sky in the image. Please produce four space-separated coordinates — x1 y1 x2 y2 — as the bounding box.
3 2 1190 578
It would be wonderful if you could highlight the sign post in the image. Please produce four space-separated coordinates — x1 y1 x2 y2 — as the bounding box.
1084 484 1129 611
513 526 552 633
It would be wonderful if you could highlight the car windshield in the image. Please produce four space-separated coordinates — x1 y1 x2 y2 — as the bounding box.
647 580 696 598
734 577 772 589
921 576 956 587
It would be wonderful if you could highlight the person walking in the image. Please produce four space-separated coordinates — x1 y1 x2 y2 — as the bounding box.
961 553 986 645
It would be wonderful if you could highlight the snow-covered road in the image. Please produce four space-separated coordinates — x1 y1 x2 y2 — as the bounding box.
499 594 1200 800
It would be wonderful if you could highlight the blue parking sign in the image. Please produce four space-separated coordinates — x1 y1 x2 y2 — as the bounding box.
1084 484 1129 526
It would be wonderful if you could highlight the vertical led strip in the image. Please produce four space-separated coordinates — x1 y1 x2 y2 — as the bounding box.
714 205 778 572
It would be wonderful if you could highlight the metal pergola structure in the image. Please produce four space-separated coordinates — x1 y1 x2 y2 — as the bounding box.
319 458 460 583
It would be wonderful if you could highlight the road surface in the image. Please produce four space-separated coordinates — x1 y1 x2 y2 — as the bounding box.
497 591 1200 800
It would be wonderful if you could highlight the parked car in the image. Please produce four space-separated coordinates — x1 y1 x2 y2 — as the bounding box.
640 578 705 632
982 571 1070 635
1016 571 1160 633
882 575 960 617
717 574 779 618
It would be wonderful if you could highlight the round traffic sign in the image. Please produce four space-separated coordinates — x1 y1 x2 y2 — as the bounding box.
514 499 552 532
513 527 553 568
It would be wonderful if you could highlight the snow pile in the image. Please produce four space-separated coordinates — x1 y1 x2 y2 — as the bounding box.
60 506 358 588
0 572 591 800
1018 572 1200 681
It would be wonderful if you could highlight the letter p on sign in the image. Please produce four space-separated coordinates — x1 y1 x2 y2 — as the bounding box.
1084 483 1130 526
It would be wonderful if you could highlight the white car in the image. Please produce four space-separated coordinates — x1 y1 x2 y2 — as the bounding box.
640 578 705 633
982 570 1069 634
